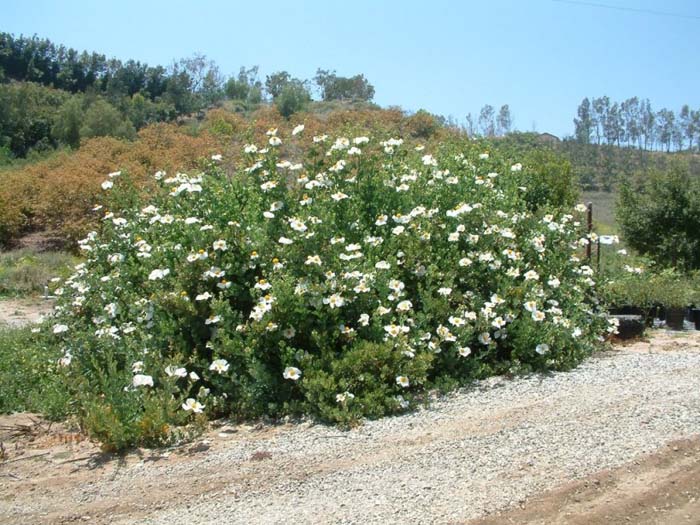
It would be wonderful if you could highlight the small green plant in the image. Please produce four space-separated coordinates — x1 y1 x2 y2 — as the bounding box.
0 249 79 297
0 326 71 419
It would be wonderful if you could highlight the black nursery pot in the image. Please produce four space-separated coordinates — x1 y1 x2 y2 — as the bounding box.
665 307 686 330
612 315 645 340
691 308 700 330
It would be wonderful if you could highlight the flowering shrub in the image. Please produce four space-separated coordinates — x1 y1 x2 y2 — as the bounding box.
45 128 612 447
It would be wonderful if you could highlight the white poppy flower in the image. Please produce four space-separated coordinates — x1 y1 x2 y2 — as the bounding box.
209 359 230 374
283 367 302 380
133 374 154 387
395 375 410 388
182 398 205 413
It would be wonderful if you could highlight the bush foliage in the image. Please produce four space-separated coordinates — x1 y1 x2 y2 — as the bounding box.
617 164 700 270
39 128 612 448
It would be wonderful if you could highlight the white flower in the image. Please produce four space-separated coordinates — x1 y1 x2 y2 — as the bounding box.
289 218 307 232
384 324 409 337
396 300 413 313
282 327 296 339
532 310 546 322
323 293 345 308
165 366 188 378
101 180 113 190
53 324 69 334
195 292 212 301
458 346 472 357
575 203 588 213
292 124 305 135
359 313 370 326
395 375 410 388
458 257 473 267
336 391 355 403
209 359 230 374
524 300 538 313
510 163 522 172
278 236 294 245
212 239 228 251
269 136 282 146
283 366 302 380
211 154 223 161
148 268 170 280
133 374 154 387
547 277 561 288
182 398 205 413
131 361 144 373
479 153 489 160
189 371 200 381
524 270 540 281
535 344 549 355
478 332 492 345
375 260 391 270
305 255 322 266
437 287 452 297
205 315 221 325
331 192 349 201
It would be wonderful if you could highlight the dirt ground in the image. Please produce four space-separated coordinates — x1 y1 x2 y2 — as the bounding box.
0 331 699 524
468 437 700 525
0 297 54 327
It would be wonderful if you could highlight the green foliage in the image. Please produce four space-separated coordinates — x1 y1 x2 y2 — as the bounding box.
0 326 71 419
0 82 69 156
0 250 79 297
599 247 694 322
53 96 84 148
41 132 610 450
80 99 137 140
617 164 700 270
315 69 375 102
275 82 311 118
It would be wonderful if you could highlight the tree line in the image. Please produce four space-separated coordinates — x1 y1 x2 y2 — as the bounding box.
0 32 375 158
464 104 513 137
573 96 700 152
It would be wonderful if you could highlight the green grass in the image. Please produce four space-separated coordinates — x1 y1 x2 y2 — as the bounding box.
0 325 71 418
0 249 80 297
581 190 618 234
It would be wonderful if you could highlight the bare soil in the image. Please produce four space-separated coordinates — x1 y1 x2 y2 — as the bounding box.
0 297 54 327
468 437 700 525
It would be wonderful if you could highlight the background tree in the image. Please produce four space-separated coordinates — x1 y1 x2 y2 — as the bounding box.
478 104 495 137
574 97 593 144
496 104 512 136
314 69 375 102
618 163 700 270
655 108 675 152
79 99 135 140
275 81 311 118
592 96 609 144
464 113 476 136
52 96 84 148
265 71 292 99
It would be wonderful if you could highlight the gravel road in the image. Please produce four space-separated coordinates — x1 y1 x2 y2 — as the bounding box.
2 331 700 524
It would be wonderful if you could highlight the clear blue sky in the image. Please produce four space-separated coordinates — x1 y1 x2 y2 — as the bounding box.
4 0 700 137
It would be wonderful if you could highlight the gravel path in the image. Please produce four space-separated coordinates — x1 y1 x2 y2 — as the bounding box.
2 331 700 524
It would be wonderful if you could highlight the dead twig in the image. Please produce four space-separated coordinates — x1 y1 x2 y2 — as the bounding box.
1 451 50 464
